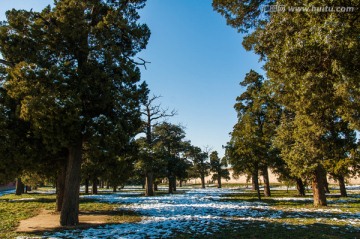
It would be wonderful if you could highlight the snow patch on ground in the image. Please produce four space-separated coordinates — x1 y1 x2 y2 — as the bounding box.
0 189 15 197
42 187 360 239
45 188 276 238
9 197 36 202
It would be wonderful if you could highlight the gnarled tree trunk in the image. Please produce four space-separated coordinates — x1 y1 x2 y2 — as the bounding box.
312 165 327 207
60 142 82 226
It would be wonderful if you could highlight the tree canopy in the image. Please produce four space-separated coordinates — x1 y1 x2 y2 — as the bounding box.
0 0 150 225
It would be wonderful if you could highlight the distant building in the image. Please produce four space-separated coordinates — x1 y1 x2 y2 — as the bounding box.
188 168 360 185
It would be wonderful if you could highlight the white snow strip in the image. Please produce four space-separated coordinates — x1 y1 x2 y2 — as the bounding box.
13 187 359 239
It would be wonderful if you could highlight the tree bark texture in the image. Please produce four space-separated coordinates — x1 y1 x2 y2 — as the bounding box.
312 165 327 207
251 170 261 200
56 164 67 212
251 174 258 191
217 174 222 188
15 178 24 195
262 166 271 197
85 178 89 194
173 176 177 192
296 178 306 196
200 174 205 189
60 143 82 226
92 178 98 195
168 176 173 194
338 175 347 197
145 171 154 196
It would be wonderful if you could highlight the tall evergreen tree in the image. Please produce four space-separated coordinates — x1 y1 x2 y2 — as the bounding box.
0 0 150 225
152 122 186 194
213 0 359 206
227 70 279 198
186 146 210 189
209 151 230 188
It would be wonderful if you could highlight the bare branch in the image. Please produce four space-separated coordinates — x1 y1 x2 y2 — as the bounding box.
127 57 151 69
203 145 214 156
141 94 177 125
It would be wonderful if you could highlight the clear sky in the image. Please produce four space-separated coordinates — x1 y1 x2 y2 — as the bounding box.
0 0 264 157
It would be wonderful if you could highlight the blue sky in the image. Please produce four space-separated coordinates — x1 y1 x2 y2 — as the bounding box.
0 0 264 157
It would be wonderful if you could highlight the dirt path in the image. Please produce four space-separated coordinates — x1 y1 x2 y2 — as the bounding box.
17 209 110 233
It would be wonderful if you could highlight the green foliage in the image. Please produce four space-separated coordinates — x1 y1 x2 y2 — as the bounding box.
214 0 360 204
226 70 280 179
152 122 189 181
0 0 150 151
0 1 150 223
186 145 210 181
210 151 230 182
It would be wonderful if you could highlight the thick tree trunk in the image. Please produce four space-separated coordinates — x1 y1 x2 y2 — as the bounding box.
92 178 98 195
200 174 206 189
85 178 89 194
251 173 257 191
217 174 222 188
56 164 67 212
145 171 154 196
312 166 327 207
179 180 183 187
338 175 347 197
173 176 177 192
251 170 261 200
168 176 173 194
15 178 24 195
113 186 117 192
296 178 305 196
60 143 82 226
262 167 271 197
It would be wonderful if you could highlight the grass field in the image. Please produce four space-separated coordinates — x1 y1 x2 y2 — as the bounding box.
0 191 141 239
0 186 359 239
